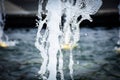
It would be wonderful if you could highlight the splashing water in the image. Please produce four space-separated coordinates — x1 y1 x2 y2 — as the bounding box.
0 0 18 48
0 0 5 45
35 0 102 80
114 2 120 53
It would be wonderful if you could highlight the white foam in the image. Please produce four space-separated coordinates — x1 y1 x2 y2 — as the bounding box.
36 0 102 80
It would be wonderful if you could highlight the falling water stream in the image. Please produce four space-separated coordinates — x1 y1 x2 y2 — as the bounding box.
0 0 5 43
114 2 120 52
0 0 18 47
35 0 102 80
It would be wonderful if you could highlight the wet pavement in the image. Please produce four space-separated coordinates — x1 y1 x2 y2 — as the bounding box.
0 27 120 80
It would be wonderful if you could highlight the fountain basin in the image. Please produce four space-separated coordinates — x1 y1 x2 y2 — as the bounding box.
0 27 120 80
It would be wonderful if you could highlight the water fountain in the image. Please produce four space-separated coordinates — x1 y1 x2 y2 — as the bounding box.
0 0 18 48
0 0 8 47
35 0 102 80
114 2 120 53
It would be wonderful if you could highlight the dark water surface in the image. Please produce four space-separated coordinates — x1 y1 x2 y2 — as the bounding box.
0 27 120 80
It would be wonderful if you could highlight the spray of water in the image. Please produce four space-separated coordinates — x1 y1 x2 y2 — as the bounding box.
35 0 102 80
0 0 5 43
0 0 18 48
114 2 120 53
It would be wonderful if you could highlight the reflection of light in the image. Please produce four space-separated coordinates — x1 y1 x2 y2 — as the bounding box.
76 61 100 75
115 47 120 54
0 41 8 48
0 41 18 48
81 62 92 67
61 44 77 50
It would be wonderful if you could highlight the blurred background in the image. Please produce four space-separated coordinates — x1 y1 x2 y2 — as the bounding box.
4 0 120 28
